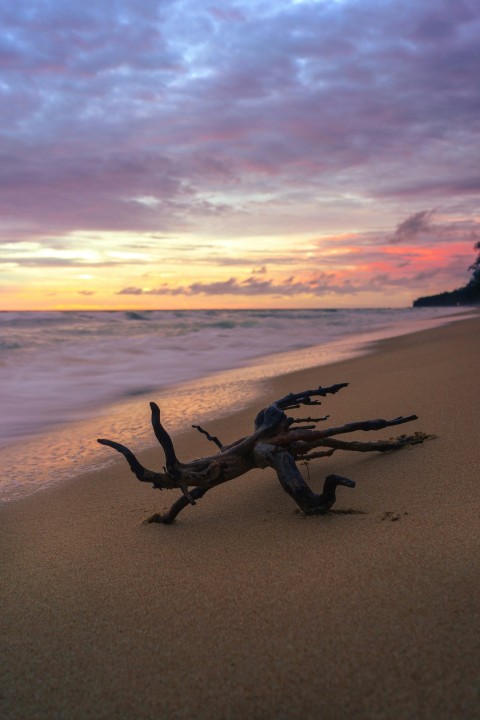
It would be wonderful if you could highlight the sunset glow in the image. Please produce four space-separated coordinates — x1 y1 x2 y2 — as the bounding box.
1 0 479 310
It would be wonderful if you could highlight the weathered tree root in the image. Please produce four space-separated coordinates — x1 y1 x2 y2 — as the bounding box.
98 382 431 524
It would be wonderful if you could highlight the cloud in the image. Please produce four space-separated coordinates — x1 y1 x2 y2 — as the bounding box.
0 256 145 267
118 273 360 297
389 210 436 243
388 210 480 246
111 204 480 301
369 269 441 287
2 0 480 308
117 266 454 298
117 285 144 295
375 175 480 200
1 0 479 246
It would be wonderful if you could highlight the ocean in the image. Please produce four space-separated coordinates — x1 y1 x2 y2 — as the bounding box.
0 307 467 502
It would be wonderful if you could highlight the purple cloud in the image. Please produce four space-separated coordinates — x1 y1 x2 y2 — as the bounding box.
390 210 436 243
118 273 366 298
1 0 480 311
116 266 452 297
117 286 144 295
2 2 480 233
388 211 480 246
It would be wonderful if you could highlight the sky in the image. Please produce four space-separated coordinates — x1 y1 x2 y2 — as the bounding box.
1 0 479 310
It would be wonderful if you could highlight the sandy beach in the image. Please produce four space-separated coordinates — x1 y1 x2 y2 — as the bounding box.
1 314 479 720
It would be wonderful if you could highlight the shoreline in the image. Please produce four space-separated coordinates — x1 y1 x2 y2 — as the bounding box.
0 307 475 505
1 316 480 719
0 306 470 453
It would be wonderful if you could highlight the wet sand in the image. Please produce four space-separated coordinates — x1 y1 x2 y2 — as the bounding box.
1 315 479 719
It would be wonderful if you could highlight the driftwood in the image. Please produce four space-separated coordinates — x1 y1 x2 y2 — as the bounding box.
97 382 429 524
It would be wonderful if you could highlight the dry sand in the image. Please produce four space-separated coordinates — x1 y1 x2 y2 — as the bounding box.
1 315 479 720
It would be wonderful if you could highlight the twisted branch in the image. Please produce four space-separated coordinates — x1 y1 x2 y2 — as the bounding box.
192 425 223 449
97 382 430 524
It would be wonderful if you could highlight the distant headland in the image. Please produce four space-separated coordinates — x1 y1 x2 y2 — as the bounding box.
413 241 480 307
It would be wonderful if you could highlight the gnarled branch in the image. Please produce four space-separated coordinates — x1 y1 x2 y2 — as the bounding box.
98 382 430 524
